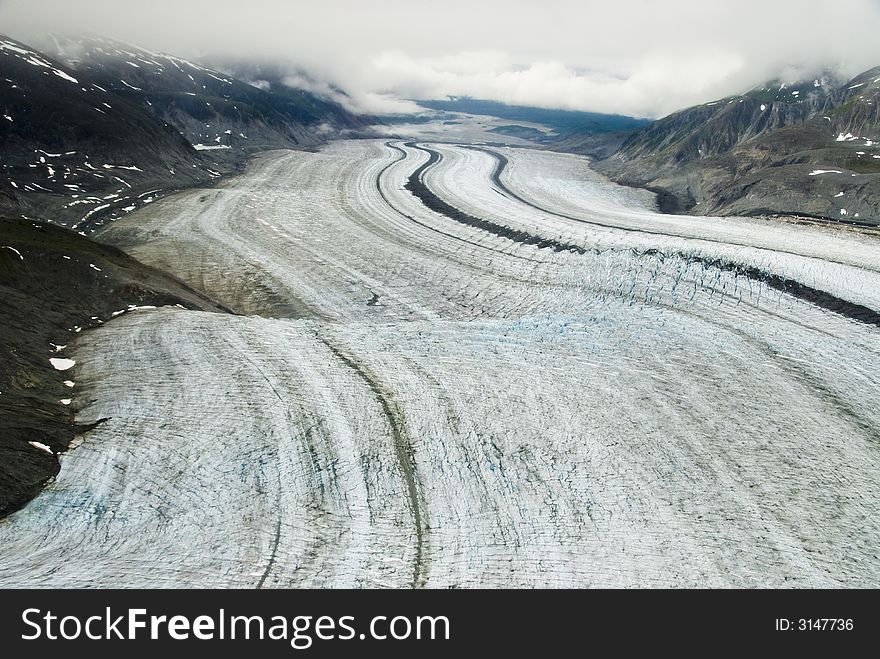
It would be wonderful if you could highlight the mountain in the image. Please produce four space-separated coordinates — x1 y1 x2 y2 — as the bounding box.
1 34 221 230
0 216 226 517
597 70 880 223
2 34 376 231
40 35 375 156
206 59 374 130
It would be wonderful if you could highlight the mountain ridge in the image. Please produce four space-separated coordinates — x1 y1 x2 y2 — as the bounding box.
595 67 880 225
1 33 376 231
1 34 218 229
39 34 375 154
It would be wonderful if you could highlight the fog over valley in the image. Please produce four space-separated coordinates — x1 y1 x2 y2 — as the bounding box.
3 0 880 117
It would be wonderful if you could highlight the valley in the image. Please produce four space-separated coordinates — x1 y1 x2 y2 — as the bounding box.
1 139 878 587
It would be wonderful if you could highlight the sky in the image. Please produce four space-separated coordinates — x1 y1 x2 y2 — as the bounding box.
1 0 879 118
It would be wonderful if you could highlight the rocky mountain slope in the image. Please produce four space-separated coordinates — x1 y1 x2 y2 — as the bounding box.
39 35 374 156
0 35 226 230
597 70 880 224
1 34 376 232
0 216 226 517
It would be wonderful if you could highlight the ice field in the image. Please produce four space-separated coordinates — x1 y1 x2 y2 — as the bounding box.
1 139 878 587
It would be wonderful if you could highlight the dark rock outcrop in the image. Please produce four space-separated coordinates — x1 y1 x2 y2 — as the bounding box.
597 70 880 225
0 217 227 517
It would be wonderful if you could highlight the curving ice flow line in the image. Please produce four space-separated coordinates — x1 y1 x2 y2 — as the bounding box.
2 140 878 588
406 142 880 327
469 144 880 273
318 334 427 588
374 142 547 263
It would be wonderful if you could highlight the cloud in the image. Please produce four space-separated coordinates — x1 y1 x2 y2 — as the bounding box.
365 50 750 118
2 0 879 118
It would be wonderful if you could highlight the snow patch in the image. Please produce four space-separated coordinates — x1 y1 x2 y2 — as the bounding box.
111 304 159 318
2 245 24 260
49 358 76 371
53 69 78 84
103 164 143 172
77 203 111 224
28 441 53 455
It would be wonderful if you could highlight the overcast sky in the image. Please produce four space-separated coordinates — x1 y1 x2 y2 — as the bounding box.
2 0 879 117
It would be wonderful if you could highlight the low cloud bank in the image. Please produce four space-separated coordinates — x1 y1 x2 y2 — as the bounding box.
2 0 878 118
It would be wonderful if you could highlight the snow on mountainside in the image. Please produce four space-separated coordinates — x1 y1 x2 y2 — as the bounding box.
1 34 377 230
40 34 375 155
0 34 231 229
597 69 880 224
